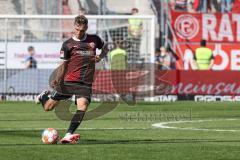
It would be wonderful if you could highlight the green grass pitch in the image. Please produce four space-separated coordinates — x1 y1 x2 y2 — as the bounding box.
1 101 240 160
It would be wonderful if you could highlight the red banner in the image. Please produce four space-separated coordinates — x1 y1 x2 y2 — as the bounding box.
171 11 240 43
178 43 240 70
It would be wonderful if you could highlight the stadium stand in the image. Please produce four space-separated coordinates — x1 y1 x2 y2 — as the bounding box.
0 0 17 15
113 0 153 14
76 0 154 15
12 0 22 14
68 0 81 14
0 0 21 41
0 1 64 42
81 0 100 14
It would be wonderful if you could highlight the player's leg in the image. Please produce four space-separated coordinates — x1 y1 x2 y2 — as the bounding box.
43 99 59 111
36 90 70 111
60 97 90 144
60 82 92 144
36 90 59 111
67 97 89 133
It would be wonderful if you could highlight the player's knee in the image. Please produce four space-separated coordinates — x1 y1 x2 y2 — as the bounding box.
77 103 88 111
76 98 89 111
77 105 88 111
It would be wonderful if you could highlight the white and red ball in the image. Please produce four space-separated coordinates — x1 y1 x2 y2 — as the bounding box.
41 128 59 144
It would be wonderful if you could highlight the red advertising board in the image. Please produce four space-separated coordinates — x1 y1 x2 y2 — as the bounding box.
92 70 240 96
155 70 240 95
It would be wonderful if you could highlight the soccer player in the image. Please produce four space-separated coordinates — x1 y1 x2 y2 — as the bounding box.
36 15 108 144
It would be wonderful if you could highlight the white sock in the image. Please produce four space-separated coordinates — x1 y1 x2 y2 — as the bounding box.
65 133 71 137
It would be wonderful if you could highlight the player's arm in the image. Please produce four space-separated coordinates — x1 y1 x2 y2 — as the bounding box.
50 61 69 89
97 43 109 60
51 43 70 87
55 61 68 81
95 37 109 62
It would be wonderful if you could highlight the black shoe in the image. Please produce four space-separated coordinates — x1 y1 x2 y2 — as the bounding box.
35 90 49 104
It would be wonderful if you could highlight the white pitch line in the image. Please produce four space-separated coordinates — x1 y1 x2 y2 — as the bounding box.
152 119 240 132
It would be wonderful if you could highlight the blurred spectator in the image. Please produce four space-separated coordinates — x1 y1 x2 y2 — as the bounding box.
209 0 233 13
221 0 233 12
25 46 37 69
187 0 197 12
196 0 208 12
170 0 234 13
128 8 143 38
79 7 87 15
109 41 135 103
62 0 68 5
208 0 220 13
232 0 240 12
169 0 175 10
156 46 177 70
174 0 188 11
109 41 127 70
194 40 214 70
192 0 200 11
155 48 161 69
128 8 143 62
167 47 179 69
172 0 199 13
185 0 233 13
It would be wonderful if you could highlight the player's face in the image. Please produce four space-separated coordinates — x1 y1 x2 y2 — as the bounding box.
74 24 88 39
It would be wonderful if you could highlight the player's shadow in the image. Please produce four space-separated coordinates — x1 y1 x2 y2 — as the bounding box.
1 139 240 146
0 131 40 138
76 139 240 145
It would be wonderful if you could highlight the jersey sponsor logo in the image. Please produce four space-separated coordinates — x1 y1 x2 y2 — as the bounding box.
76 50 94 56
73 42 96 50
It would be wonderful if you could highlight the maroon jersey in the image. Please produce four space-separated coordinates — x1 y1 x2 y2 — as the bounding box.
60 34 104 84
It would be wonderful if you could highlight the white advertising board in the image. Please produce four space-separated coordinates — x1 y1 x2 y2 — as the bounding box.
0 42 62 69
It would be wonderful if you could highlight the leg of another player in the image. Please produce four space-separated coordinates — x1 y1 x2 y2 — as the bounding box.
66 97 89 134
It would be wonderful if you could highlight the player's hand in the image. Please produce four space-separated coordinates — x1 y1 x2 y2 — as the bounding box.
95 55 101 63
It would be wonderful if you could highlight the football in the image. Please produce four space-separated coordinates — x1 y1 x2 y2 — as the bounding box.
41 128 59 144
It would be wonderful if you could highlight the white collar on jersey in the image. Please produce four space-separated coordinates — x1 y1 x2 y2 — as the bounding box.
72 34 87 41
